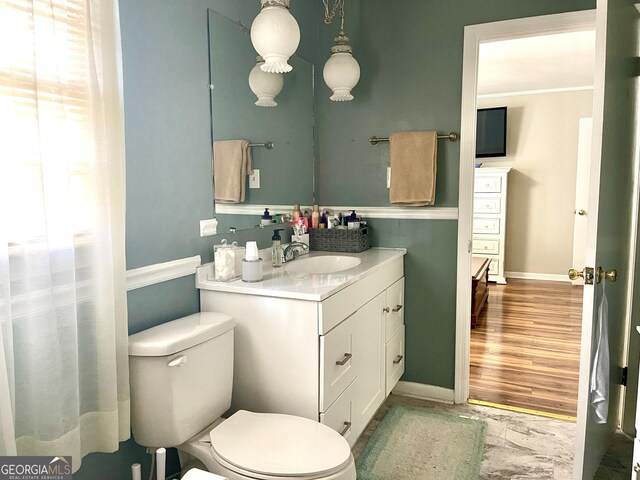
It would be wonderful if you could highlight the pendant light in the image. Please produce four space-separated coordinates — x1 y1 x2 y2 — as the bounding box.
250 0 300 74
322 0 360 101
249 56 284 107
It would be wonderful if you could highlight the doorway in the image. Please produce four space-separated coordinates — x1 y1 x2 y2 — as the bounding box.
466 31 595 418
454 10 598 409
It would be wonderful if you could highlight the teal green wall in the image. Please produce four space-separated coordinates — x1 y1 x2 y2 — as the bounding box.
315 0 594 389
368 219 458 387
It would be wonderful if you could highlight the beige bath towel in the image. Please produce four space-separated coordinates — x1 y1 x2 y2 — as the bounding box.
389 131 437 206
213 140 253 203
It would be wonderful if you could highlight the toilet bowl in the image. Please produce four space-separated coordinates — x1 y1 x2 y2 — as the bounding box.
128 313 356 480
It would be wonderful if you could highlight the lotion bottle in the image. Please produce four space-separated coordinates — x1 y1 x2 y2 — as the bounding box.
311 204 320 229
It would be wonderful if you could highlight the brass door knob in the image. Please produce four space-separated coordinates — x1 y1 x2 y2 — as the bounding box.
568 269 584 281
568 267 595 285
596 267 618 283
578 209 587 216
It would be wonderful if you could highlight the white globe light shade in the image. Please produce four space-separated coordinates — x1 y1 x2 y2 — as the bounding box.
249 59 284 107
250 2 300 74
323 52 360 102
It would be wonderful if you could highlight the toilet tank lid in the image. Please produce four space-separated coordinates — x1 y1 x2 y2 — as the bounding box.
128 313 235 357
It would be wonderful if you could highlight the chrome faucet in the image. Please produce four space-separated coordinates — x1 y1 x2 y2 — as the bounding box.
282 242 309 263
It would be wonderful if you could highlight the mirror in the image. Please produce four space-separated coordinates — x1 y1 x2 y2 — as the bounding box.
208 10 315 233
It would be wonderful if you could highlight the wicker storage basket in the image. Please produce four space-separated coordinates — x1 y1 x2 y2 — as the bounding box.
309 227 372 253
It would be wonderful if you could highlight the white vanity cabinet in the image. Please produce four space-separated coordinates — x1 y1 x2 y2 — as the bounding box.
198 251 405 448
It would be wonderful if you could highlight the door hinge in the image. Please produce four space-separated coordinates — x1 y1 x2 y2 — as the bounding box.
468 240 472 253
621 366 628 387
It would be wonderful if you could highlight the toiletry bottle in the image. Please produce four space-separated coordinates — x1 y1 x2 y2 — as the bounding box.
311 204 320 229
271 229 283 267
293 204 302 223
261 208 272 225
319 211 327 229
347 210 360 230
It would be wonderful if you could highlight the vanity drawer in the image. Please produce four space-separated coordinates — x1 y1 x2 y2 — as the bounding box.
472 238 500 255
318 258 403 335
385 326 405 397
474 196 501 214
320 379 356 448
474 175 502 193
473 217 501 235
320 315 357 411
385 278 404 341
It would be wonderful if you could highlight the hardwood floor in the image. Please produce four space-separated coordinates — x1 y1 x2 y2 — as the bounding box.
469 278 583 417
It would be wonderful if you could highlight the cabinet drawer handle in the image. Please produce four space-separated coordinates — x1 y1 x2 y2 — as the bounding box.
336 353 352 366
383 307 390 313
393 355 404 364
392 305 403 312
339 421 352 436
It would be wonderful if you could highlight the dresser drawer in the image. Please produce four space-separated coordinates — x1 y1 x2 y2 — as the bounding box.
385 278 404 342
320 315 356 411
474 196 501 214
473 217 501 235
385 326 405 396
320 379 356 447
474 175 502 193
488 258 500 275
473 238 500 255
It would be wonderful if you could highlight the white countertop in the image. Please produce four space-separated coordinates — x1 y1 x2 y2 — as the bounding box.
196 247 406 302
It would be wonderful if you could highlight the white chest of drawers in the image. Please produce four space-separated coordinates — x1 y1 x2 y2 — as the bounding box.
473 167 511 284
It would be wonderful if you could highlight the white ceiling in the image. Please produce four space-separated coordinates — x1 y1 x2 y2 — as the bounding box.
477 30 596 97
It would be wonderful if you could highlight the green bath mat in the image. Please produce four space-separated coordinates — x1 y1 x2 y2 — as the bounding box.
356 405 487 480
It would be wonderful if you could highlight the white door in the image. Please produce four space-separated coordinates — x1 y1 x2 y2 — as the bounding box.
571 118 592 286
573 0 639 478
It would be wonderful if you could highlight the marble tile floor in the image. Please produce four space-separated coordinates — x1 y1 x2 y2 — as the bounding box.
353 394 631 479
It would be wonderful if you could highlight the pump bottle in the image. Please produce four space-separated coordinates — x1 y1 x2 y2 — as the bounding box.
271 229 284 267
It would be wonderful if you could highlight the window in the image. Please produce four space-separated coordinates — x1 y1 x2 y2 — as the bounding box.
0 0 94 242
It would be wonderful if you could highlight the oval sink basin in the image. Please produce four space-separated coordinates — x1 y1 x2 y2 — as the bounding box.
285 255 362 275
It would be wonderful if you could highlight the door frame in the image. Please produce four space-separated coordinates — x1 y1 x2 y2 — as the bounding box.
454 10 597 405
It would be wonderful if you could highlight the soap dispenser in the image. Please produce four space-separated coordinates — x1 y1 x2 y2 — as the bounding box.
271 229 284 267
261 208 273 226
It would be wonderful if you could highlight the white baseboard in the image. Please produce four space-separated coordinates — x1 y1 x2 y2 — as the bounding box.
505 271 571 283
392 381 455 404
126 255 202 291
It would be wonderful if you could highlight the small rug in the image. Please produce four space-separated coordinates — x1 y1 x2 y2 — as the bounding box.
356 405 487 480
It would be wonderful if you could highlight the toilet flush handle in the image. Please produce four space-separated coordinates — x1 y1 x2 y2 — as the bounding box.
168 355 188 367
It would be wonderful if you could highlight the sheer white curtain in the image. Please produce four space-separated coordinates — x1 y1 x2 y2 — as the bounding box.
0 0 129 471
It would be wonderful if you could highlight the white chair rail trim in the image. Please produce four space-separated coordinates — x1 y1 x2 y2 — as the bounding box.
215 204 459 220
126 255 202 291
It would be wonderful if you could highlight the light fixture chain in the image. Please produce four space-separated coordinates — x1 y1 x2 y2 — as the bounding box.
322 0 345 25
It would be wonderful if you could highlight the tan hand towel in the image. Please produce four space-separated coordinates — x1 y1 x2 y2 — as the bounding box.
213 140 253 203
389 131 437 206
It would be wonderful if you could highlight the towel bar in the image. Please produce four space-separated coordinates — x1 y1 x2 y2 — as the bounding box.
369 132 459 146
248 141 274 150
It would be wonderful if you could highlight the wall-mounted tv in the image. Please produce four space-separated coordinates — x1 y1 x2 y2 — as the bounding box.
476 107 507 158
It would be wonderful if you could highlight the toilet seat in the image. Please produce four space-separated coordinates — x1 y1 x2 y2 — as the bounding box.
209 410 352 479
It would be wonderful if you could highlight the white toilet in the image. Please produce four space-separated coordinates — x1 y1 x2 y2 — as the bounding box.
128 312 356 480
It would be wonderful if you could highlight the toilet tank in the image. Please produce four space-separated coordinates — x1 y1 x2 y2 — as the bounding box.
128 312 235 448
